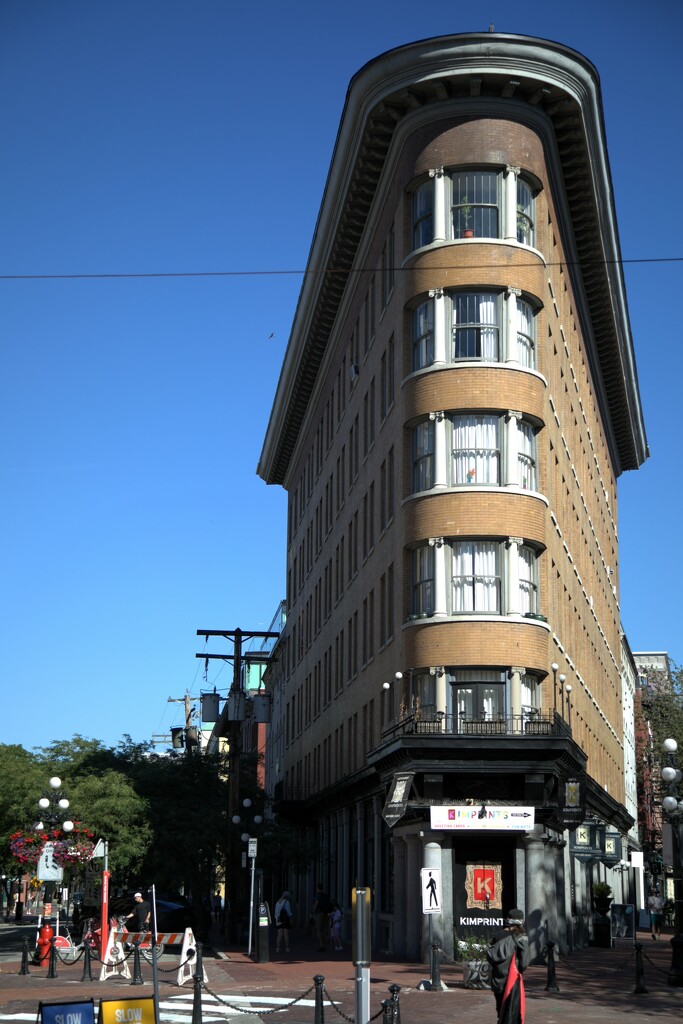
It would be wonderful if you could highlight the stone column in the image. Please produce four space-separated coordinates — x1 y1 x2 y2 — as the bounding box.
422 839 443 960
405 832 422 960
392 835 408 956
505 410 522 487
430 537 447 617
430 288 447 364
522 827 550 960
430 411 447 488
430 167 446 242
505 287 521 364
506 537 522 615
504 166 520 241
510 665 525 732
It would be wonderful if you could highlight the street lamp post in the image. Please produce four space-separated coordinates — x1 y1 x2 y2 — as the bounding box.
660 738 683 986
35 776 74 923
231 798 263 956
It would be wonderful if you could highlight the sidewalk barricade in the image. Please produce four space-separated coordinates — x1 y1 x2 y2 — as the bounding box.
177 929 207 987
99 930 131 982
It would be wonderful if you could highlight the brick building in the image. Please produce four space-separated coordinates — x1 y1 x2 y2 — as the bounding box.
257 33 648 957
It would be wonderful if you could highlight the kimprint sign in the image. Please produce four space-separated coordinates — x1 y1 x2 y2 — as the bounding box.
430 806 535 831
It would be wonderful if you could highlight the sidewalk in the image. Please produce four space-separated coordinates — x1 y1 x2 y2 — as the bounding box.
0 923 680 1022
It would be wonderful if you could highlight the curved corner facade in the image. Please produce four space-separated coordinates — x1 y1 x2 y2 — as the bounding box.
259 33 647 958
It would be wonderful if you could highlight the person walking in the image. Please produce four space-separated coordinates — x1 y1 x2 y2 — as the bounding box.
647 889 665 939
486 908 530 1023
330 901 343 951
312 883 332 951
274 890 293 954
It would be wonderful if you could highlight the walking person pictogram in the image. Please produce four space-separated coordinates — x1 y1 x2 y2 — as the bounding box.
426 871 438 907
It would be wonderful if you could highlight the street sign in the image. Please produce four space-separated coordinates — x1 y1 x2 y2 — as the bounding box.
37 842 64 882
382 772 414 828
421 868 442 914
248 838 258 858
430 805 535 831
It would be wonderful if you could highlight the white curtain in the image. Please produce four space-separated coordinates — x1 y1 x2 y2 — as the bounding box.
452 293 498 360
452 541 499 612
518 544 537 614
452 414 499 484
516 419 536 490
516 299 535 367
521 673 539 712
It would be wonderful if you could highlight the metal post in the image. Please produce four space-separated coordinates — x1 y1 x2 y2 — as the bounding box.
18 937 30 976
247 846 256 956
430 942 441 990
544 941 560 992
388 984 401 1024
130 940 144 985
80 941 93 982
47 935 58 979
314 973 325 1024
634 942 648 994
191 943 204 1024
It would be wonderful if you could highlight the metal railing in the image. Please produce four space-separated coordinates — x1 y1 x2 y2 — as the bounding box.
381 711 571 741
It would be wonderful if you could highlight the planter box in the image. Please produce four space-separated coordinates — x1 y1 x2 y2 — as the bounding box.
463 959 491 989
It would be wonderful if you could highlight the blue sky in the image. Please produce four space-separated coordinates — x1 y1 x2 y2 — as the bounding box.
1 1 680 751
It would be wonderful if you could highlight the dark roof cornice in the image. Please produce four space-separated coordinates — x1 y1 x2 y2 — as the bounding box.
258 33 648 486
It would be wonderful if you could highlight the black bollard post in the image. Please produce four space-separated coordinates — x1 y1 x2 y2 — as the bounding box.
430 943 441 990
634 942 648 994
191 942 204 1024
544 941 560 992
130 941 144 986
47 936 58 979
80 941 93 982
388 983 401 1024
381 998 393 1024
314 973 325 1024
18 938 31 976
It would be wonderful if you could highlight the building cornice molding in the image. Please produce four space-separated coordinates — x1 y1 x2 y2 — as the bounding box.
258 33 648 486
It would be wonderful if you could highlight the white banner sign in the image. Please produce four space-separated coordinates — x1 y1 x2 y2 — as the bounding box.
37 842 64 882
430 805 535 831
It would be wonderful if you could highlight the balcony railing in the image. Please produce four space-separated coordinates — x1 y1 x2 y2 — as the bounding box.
381 711 571 741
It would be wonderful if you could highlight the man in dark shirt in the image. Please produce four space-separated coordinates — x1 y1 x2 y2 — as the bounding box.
125 892 151 932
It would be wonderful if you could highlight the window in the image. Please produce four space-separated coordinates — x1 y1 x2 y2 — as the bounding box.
380 336 395 419
452 541 500 612
517 298 536 368
412 546 434 616
452 170 499 239
410 289 537 370
516 419 537 490
412 300 434 370
412 420 435 492
409 167 536 247
516 178 534 246
450 669 506 723
452 414 499 484
453 292 498 360
409 672 436 719
412 180 434 248
518 544 539 614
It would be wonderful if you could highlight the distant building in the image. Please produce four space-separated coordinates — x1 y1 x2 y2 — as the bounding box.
259 33 647 956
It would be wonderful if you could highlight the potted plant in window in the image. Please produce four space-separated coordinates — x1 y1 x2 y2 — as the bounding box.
456 933 490 988
459 197 474 238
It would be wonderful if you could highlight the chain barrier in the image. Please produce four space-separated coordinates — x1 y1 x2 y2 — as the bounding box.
640 947 670 977
321 984 356 1023
203 978 317 1016
553 944 635 977
433 944 460 968
49 941 195 974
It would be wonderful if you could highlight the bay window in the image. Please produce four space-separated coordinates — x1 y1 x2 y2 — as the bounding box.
411 289 537 370
410 166 536 246
409 538 541 617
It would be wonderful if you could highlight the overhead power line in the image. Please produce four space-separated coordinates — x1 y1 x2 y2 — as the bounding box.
0 255 682 282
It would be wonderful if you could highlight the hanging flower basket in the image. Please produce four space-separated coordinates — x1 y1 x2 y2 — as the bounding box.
8 824 95 868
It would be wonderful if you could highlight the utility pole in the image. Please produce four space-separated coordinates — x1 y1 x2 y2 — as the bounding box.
167 692 197 752
196 627 278 939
